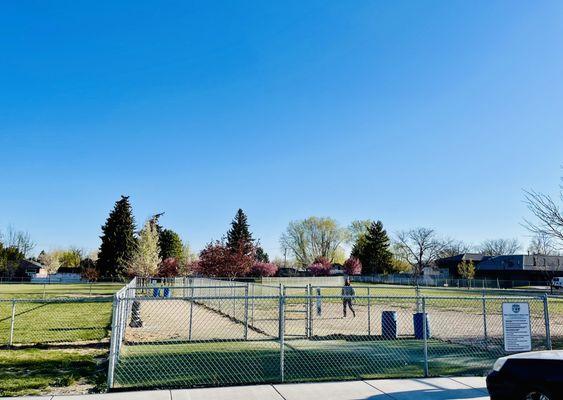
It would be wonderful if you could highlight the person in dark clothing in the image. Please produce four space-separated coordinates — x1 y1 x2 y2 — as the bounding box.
341 279 356 317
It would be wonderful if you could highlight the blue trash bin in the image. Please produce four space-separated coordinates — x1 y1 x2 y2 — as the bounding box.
413 312 431 339
153 287 160 297
163 287 171 298
382 311 398 339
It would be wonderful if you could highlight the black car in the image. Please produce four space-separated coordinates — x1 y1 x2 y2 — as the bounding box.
487 350 563 400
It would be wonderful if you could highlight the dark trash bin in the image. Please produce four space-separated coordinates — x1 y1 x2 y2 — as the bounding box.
413 312 431 339
153 287 160 297
163 287 171 298
382 311 398 339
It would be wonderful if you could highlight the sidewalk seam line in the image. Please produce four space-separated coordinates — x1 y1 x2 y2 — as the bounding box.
362 379 397 399
449 377 489 394
271 384 288 400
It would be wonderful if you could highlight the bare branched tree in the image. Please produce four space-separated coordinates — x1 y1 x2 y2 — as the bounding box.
527 232 558 255
394 228 451 312
523 185 563 247
4 226 35 257
438 239 472 258
479 238 520 256
394 228 451 278
280 217 348 267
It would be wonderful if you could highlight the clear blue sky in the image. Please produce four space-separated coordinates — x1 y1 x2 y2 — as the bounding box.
1 1 562 258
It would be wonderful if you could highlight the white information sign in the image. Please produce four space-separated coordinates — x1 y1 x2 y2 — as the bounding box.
502 302 531 352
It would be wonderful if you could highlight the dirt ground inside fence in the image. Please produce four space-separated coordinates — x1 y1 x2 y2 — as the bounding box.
124 300 272 343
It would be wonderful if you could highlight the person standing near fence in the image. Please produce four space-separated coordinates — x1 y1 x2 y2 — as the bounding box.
342 279 356 318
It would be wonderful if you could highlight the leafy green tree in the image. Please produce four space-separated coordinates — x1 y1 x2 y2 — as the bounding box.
226 209 254 256
159 229 184 260
351 220 393 274
255 246 269 263
128 218 161 278
0 243 25 277
58 248 82 268
98 195 137 278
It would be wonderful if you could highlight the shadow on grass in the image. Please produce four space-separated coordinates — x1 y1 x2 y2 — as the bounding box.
0 346 108 396
113 338 497 390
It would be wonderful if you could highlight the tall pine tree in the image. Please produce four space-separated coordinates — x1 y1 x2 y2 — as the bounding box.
351 220 393 274
226 209 254 256
255 246 269 262
159 229 184 260
98 196 136 278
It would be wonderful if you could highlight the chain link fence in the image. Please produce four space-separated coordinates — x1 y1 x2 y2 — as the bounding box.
0 297 113 346
107 277 555 390
352 274 553 289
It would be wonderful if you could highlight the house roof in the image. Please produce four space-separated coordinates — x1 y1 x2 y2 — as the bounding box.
435 253 488 265
19 259 43 269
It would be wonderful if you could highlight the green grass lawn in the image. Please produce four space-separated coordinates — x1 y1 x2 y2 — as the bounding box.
0 283 118 396
0 347 108 397
113 337 497 389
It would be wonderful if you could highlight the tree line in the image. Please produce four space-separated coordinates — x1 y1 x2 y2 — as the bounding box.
2 170 562 280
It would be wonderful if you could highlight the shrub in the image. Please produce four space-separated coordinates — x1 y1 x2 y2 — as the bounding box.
158 257 179 277
81 266 100 282
313 256 331 267
250 262 278 277
308 262 332 276
343 257 362 275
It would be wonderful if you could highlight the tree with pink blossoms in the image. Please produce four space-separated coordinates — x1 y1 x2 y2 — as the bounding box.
308 262 332 276
250 262 278 277
196 240 254 278
158 257 179 277
343 256 362 275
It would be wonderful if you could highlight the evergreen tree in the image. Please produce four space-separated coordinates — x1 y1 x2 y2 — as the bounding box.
226 209 254 255
351 220 393 274
98 195 136 278
255 246 269 262
159 229 184 260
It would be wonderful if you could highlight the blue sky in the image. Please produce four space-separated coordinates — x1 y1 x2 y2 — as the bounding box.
1 1 562 258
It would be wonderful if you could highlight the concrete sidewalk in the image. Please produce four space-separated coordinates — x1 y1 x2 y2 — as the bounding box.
6 378 490 400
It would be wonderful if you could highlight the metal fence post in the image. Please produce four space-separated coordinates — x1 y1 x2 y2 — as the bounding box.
9 300 16 346
251 283 255 325
244 283 249 340
367 287 371 336
231 284 236 318
543 294 552 350
107 296 119 389
482 293 488 346
306 284 312 338
189 282 194 341
279 286 285 382
422 297 429 377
